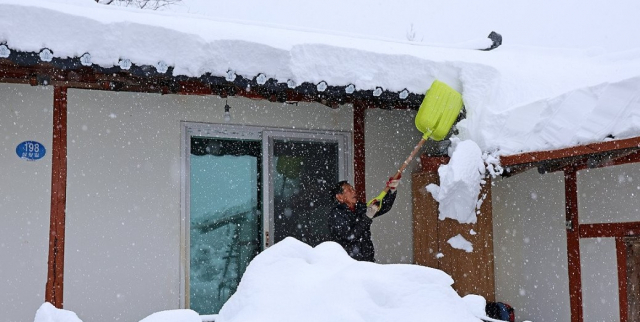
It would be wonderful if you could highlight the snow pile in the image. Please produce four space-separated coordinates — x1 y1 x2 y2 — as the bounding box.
216 237 487 322
426 139 486 224
31 238 496 322
34 302 82 322
138 309 201 322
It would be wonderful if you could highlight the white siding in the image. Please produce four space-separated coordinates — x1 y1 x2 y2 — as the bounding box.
492 169 571 322
0 84 53 322
578 162 640 224
580 237 620 322
365 107 420 264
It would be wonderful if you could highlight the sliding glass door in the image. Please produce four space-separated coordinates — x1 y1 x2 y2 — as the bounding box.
182 123 351 314
264 131 348 247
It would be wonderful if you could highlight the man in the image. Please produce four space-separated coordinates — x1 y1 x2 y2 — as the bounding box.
327 177 400 262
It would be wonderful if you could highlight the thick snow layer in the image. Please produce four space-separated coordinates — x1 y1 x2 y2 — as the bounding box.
471 76 640 155
216 237 486 322
1 0 640 154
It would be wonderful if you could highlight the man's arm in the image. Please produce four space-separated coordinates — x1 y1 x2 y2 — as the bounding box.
373 190 397 218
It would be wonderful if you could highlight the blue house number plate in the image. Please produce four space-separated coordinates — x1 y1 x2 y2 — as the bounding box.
16 141 46 161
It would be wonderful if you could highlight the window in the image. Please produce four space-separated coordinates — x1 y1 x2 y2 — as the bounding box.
181 123 351 314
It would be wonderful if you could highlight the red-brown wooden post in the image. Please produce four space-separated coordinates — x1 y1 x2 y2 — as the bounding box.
46 86 68 308
565 168 583 322
353 100 366 202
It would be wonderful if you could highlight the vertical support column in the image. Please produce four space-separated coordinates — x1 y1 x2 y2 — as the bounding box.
46 86 68 308
352 100 366 202
616 238 628 322
565 167 582 322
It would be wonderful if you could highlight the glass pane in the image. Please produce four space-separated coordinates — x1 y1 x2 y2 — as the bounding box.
272 139 339 247
189 137 262 314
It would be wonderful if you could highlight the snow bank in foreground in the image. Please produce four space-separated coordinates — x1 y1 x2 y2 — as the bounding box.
33 238 498 322
139 309 201 322
216 237 486 322
426 139 486 224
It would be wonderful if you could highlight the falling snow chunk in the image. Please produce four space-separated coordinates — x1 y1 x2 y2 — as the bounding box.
447 234 473 253
109 113 117 119
427 139 485 225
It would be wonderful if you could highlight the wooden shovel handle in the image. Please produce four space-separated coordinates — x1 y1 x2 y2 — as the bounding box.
381 138 427 194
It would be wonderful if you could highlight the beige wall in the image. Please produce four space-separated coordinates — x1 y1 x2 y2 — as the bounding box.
365 108 420 264
492 169 571 322
578 162 640 224
0 84 53 322
580 237 619 321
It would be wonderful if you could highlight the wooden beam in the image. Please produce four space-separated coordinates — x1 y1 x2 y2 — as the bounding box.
579 222 640 238
46 86 68 308
617 238 628 322
565 168 583 322
501 137 640 167
353 100 366 202
419 155 450 172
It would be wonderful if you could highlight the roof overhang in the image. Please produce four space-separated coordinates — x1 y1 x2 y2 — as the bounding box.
499 136 640 176
0 47 425 110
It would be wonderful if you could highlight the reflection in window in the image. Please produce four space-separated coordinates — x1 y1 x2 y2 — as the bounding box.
189 138 262 314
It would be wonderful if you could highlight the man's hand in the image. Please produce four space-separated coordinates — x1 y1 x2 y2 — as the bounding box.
366 203 380 219
386 176 401 191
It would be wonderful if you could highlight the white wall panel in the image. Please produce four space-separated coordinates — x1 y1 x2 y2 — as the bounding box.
365 108 420 264
578 162 640 224
0 84 53 322
492 169 570 322
580 237 619 321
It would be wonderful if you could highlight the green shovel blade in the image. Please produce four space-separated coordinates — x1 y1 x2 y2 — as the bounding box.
415 80 464 141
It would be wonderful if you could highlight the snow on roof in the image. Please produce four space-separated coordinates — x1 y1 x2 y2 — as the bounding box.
1 0 640 154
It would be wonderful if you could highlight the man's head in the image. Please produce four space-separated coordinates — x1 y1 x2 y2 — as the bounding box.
331 180 357 208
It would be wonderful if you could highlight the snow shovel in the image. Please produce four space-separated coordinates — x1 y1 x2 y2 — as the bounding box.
367 80 464 206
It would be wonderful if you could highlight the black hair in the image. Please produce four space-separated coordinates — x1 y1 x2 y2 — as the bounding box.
330 180 350 202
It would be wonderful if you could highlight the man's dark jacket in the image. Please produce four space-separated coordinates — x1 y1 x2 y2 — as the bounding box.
328 191 397 262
